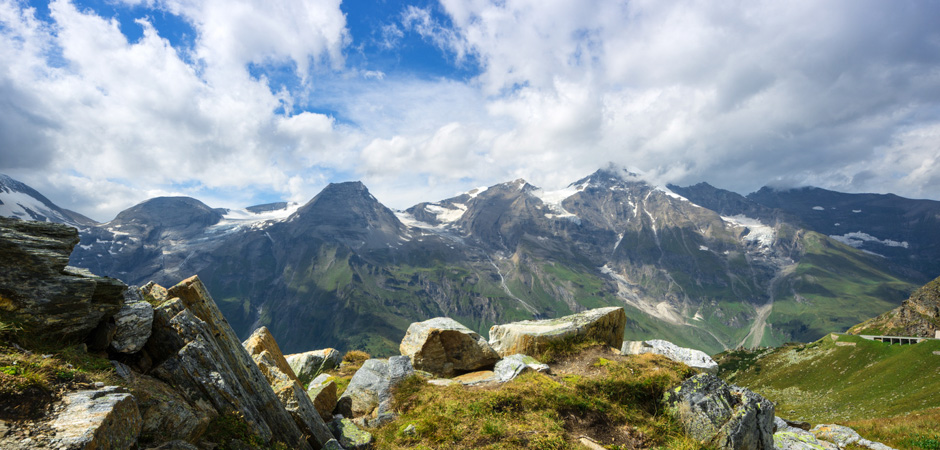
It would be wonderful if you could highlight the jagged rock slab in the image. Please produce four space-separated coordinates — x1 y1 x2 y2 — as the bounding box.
488 307 627 357
50 386 142 450
287 348 342 385
0 217 125 341
242 326 336 449
307 374 338 421
400 317 499 377
621 339 718 374
493 354 550 382
331 418 374 450
663 373 775 450
144 276 313 450
129 372 211 446
110 286 154 353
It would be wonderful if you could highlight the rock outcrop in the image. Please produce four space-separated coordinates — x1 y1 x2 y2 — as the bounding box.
336 356 414 421
144 276 314 450
850 275 940 338
811 424 897 450
621 339 718 373
400 317 499 376
331 417 375 450
50 386 142 450
773 417 837 450
241 326 337 449
307 374 339 421
287 348 342 385
663 373 775 450
110 287 154 353
488 307 626 357
0 217 125 341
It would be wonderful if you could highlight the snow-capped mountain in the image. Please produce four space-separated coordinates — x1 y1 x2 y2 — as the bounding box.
0 174 95 226
2 169 930 356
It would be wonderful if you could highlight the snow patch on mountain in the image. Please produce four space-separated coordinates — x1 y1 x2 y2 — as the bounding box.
531 185 583 222
721 214 775 247
0 190 70 223
830 232 909 249
210 202 301 233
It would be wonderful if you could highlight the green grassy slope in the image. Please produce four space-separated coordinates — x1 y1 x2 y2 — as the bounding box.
717 333 940 423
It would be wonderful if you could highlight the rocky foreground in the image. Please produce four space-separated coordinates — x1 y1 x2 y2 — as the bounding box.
0 217 901 449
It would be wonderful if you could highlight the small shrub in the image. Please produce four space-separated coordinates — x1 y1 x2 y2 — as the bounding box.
342 350 370 365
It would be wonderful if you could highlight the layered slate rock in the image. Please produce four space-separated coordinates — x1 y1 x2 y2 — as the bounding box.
110 286 154 353
663 373 775 450
50 386 142 450
241 326 337 449
143 276 314 450
287 348 342 385
621 339 718 374
400 317 499 376
488 307 627 357
336 356 414 420
0 217 125 341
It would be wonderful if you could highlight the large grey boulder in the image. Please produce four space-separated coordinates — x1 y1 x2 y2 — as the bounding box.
811 424 896 450
663 373 775 450
50 386 142 450
110 286 154 353
621 339 718 374
241 326 338 449
0 217 125 341
144 276 314 450
336 356 414 419
286 348 343 385
773 417 837 450
307 374 339 421
400 317 499 377
488 307 626 357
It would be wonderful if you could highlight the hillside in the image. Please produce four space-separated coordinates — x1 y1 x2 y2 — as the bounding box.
849 275 940 337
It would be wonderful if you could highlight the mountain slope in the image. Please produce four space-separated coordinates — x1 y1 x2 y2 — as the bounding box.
848 275 940 337
3 170 921 355
0 174 95 226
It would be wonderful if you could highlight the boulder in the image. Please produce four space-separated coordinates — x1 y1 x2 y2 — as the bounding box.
774 417 837 450
0 217 126 342
110 286 154 353
621 339 718 374
488 307 626 357
286 348 343 385
144 276 313 450
493 354 550 382
307 374 338 421
663 373 775 450
400 317 499 376
330 418 374 450
336 356 414 419
50 386 142 450
242 326 336 449
129 372 211 446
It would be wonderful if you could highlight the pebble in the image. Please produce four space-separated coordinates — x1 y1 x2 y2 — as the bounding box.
94 382 105 388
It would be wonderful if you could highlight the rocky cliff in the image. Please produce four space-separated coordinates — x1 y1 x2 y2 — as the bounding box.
849 275 940 337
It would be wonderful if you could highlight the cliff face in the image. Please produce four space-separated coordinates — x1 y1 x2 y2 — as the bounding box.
849 275 940 337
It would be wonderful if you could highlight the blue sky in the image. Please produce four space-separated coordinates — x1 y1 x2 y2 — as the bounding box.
2 0 940 221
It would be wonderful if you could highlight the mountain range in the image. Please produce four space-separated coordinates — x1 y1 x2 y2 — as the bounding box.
2 168 935 355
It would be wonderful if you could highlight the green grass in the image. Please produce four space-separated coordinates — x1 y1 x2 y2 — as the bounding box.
375 351 705 450
717 334 940 423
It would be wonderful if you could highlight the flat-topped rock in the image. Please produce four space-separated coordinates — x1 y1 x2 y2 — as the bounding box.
400 317 499 377
287 348 342 385
621 339 718 374
488 307 626 357
50 386 141 450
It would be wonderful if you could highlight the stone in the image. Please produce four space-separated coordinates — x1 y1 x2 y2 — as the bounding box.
336 357 414 419
110 360 135 383
242 326 336 449
110 286 154 353
663 373 775 450
286 348 343 385
50 386 142 450
145 441 200 450
400 317 499 376
0 217 126 342
129 372 211 446
452 370 498 385
773 417 838 450
307 374 339 421
243 326 301 383
322 439 345 450
811 424 896 450
621 339 718 374
331 418 374 450
493 354 550 382
144 276 313 450
488 307 627 357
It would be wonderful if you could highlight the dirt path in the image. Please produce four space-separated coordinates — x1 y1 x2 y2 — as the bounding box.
738 264 796 348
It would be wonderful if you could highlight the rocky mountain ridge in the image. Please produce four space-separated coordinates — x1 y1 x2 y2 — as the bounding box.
849 274 940 338
0 169 926 355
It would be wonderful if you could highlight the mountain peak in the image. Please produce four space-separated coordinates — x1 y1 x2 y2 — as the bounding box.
112 196 224 229
292 180 405 248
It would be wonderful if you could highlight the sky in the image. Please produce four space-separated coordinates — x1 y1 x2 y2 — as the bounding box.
1 0 939 221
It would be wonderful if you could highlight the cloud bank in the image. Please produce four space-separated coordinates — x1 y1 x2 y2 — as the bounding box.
1 0 939 220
